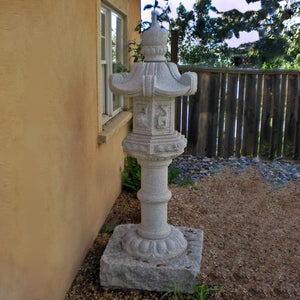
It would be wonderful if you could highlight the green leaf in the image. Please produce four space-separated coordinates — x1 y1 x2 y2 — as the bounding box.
144 4 153 11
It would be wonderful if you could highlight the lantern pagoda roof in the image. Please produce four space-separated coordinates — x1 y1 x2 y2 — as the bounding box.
109 11 197 98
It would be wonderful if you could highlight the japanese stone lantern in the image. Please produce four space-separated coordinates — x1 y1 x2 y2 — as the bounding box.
100 11 203 293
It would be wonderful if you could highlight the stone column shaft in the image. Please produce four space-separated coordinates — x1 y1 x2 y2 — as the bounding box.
137 159 172 240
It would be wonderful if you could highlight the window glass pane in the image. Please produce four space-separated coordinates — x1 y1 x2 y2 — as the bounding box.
100 7 124 118
111 13 123 64
111 13 117 65
113 94 121 111
116 16 122 63
101 64 106 113
111 13 123 111
101 12 106 61
101 37 105 61
101 12 105 37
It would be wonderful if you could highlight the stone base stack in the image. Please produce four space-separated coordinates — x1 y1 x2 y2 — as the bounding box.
100 225 203 293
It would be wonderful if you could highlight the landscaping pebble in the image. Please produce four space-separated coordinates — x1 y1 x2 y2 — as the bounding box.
66 164 300 299
171 155 300 187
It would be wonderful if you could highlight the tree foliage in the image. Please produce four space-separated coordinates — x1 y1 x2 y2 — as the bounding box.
138 0 300 69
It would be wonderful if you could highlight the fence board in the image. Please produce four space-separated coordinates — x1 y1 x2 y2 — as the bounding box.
284 75 299 158
224 73 238 157
242 74 257 156
177 66 300 159
186 94 196 153
235 74 245 157
181 96 188 137
253 74 263 157
175 96 181 132
276 74 287 157
295 76 300 159
217 72 227 156
206 72 220 157
270 75 282 159
259 75 273 158
187 72 210 156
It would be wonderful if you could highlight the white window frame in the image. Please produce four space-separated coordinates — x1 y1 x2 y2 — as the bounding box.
100 5 124 124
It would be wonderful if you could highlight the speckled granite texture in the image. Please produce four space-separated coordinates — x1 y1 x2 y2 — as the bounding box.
100 224 203 293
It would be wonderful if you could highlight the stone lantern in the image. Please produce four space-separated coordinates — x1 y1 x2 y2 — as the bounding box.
100 11 203 293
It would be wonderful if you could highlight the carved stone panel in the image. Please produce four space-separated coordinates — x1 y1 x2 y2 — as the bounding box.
155 105 168 129
133 98 175 136
133 102 152 135
153 103 173 135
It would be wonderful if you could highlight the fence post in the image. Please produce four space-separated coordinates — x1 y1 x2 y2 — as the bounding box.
171 30 178 65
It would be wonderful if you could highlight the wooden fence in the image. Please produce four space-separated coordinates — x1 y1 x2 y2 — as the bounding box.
175 66 300 159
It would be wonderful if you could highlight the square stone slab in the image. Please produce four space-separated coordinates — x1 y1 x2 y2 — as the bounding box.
100 224 203 293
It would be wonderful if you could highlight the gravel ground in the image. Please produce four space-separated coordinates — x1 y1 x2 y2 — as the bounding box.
171 155 300 187
65 159 300 300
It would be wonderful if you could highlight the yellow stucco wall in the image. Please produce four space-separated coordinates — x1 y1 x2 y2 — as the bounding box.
0 0 140 299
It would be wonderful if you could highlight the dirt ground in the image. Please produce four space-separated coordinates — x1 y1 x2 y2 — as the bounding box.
65 167 300 299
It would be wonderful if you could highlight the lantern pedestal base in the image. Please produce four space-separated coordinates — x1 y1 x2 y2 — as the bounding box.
100 224 203 293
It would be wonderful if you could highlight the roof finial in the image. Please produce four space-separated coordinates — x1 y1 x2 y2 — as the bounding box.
151 10 158 24
141 9 168 61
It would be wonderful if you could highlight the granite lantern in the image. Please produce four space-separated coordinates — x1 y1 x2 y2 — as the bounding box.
100 11 203 293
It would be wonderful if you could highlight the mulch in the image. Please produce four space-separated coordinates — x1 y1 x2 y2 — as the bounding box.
65 167 300 299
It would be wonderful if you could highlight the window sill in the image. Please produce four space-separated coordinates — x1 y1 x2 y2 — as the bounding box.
98 111 132 144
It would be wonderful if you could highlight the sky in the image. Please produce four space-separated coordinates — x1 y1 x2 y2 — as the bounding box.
140 0 261 47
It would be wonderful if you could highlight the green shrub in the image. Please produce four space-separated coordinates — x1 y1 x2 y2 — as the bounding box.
168 163 181 185
121 156 181 194
189 284 222 300
177 176 195 187
121 156 141 194
160 280 222 300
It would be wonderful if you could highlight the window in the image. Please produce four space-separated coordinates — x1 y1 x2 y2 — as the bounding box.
100 6 124 124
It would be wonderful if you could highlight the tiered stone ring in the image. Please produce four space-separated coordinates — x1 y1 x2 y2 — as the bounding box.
122 225 187 260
